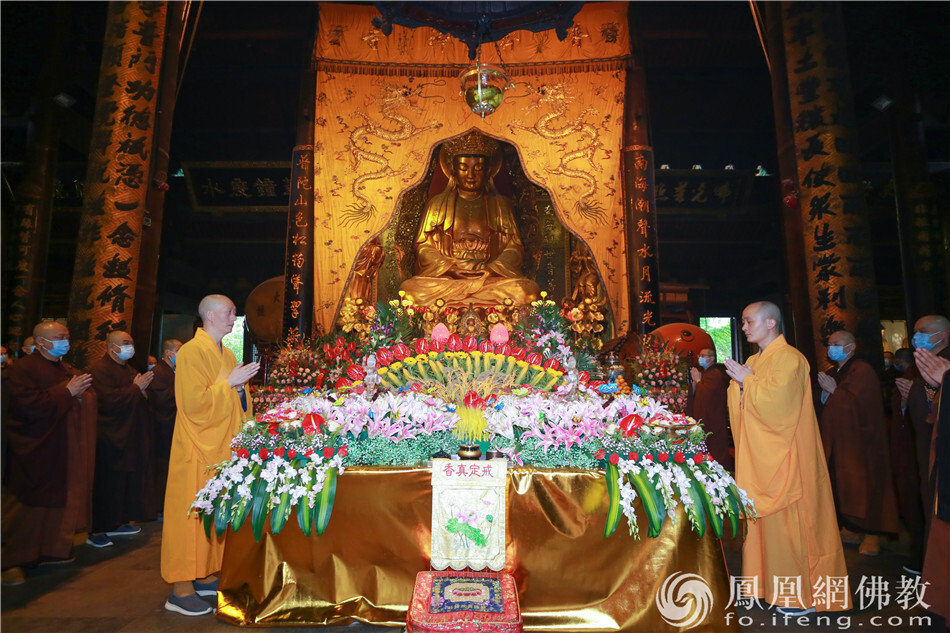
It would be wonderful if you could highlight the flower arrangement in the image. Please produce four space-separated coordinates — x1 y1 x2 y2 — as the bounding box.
626 334 690 413
196 297 753 545
193 389 754 542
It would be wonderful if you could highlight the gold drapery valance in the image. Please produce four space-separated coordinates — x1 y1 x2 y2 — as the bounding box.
310 2 631 333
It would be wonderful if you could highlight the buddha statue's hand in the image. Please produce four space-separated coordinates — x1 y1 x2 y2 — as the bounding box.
451 268 493 280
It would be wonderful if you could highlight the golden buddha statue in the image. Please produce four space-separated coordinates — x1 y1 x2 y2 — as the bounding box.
399 131 541 307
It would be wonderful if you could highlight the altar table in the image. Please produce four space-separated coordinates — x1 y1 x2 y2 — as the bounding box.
218 466 737 632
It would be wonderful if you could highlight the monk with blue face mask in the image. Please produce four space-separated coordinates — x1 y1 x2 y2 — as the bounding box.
87 330 156 547
1 321 96 585
688 347 732 469
817 330 899 556
900 314 950 566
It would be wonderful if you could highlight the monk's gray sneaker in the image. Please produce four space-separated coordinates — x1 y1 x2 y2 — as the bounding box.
165 592 213 616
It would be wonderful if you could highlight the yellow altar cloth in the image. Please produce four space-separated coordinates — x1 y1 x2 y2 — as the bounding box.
218 466 737 632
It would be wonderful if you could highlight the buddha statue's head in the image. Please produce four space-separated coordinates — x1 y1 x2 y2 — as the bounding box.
439 130 502 198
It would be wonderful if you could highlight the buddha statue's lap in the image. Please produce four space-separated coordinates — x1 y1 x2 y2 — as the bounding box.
400 132 540 308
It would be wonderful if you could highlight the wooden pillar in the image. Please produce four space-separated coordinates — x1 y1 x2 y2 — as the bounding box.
66 1 169 368
621 54 661 335
779 1 883 363
130 1 186 370
3 6 69 353
282 62 316 341
764 2 815 367
888 87 947 322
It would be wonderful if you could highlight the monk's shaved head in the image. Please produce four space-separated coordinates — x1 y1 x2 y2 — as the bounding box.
199 294 231 324
829 330 856 346
163 338 183 352
106 330 133 346
750 301 782 327
915 314 950 333
34 321 67 340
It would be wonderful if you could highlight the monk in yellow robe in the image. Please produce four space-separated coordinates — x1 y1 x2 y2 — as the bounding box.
161 294 259 616
725 301 849 614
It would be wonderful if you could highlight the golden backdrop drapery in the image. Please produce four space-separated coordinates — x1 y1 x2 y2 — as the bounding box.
311 2 631 333
217 466 737 632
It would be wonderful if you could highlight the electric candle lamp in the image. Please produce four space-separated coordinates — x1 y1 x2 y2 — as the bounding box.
489 324 509 345
431 323 450 344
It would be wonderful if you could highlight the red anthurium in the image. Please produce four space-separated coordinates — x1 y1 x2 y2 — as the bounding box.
335 376 353 390
392 343 411 360
259 448 270 460
511 347 526 361
608 453 620 466
338 446 348 458
526 353 543 365
429 340 445 353
302 413 324 435
673 451 685 464
274 447 286 458
287 448 297 460
414 338 430 355
497 343 511 356
322 447 335 459
542 358 560 371
335 337 346 348
619 413 644 438
410 382 423 393
588 380 605 389
594 449 606 460
478 340 493 353
462 390 483 408
462 336 478 352
447 334 462 352
346 364 366 381
376 348 394 366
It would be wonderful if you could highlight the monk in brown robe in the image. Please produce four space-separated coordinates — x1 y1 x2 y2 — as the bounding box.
917 349 950 624
897 315 950 559
1 322 97 585
689 347 732 470
888 348 925 573
87 330 155 546
816 330 899 556
725 301 849 614
147 338 181 515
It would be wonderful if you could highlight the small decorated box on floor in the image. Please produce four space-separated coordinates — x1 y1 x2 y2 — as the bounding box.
407 571 522 633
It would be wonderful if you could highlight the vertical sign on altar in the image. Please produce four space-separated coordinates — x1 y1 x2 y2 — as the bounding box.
430 458 507 572
67 1 167 368
781 2 883 358
283 145 315 341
